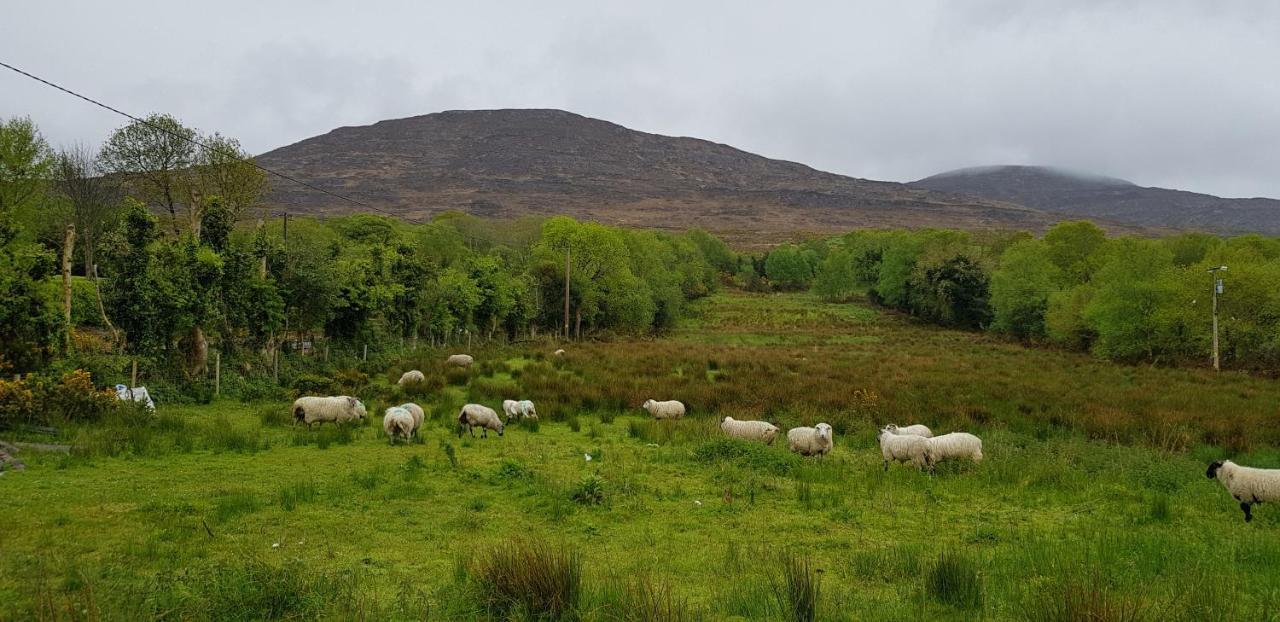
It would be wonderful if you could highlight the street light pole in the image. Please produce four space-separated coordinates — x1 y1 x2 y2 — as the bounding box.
1208 265 1227 371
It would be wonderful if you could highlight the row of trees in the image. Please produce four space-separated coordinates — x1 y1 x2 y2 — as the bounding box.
787 222 1280 369
0 115 732 384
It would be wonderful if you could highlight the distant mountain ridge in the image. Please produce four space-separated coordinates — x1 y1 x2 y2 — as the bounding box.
254 109 1063 245
913 165 1280 235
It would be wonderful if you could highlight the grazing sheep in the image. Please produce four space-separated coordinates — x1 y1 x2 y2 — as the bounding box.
553 349 565 356
397 370 425 386
884 423 933 439
292 396 367 428
642 399 686 420
787 423 834 458
924 432 983 468
383 406 415 445
878 426 931 471
458 404 504 438
399 402 425 436
1206 460 1280 522
721 416 780 445
502 399 521 422
446 354 474 367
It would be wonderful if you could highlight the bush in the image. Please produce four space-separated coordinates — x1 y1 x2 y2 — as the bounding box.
471 539 581 621
43 369 120 423
0 377 36 428
570 473 606 506
291 373 333 396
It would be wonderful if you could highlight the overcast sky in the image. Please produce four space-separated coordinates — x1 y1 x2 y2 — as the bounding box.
4 1 1279 198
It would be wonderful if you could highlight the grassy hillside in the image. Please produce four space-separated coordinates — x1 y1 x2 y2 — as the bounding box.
4 291 1280 620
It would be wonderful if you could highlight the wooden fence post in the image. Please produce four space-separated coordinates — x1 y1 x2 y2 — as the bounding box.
214 351 221 397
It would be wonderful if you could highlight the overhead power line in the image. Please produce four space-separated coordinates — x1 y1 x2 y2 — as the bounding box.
0 59 416 220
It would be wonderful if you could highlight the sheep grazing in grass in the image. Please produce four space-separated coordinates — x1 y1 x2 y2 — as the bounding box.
642 399 686 420
397 370 425 386
292 396 367 428
924 432 983 468
446 354 474 367
554 348 565 356
502 399 538 422
383 406 415 445
878 426 931 471
458 404 504 438
1207 460 1280 522
399 402 425 436
721 416 780 445
787 423 834 458
884 423 933 438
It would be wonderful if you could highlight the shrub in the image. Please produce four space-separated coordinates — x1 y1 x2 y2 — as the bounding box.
291 373 333 396
471 539 581 621
925 552 984 610
331 369 368 394
45 370 120 423
0 377 36 428
769 552 821 622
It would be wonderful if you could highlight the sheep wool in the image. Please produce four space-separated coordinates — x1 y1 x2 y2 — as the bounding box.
642 399 686 420
721 417 780 445
292 396 367 428
502 400 521 421
397 370 425 386
518 400 538 419
924 432 983 467
458 404 504 438
446 354 474 367
383 406 415 444
399 402 425 436
1207 460 1280 522
553 349 565 357
884 423 933 438
787 423 834 457
878 427 930 471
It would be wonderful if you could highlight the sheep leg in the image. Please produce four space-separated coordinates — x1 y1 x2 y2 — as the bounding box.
1241 502 1253 523
883 460 889 472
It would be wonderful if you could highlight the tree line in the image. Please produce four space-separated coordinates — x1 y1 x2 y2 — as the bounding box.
741 223 1280 370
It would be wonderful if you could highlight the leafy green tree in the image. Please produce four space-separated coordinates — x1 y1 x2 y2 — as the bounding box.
103 199 162 355
1084 239 1180 361
991 239 1061 339
911 255 992 329
764 243 815 290
812 247 860 302
1044 221 1106 285
99 113 197 237
0 117 52 217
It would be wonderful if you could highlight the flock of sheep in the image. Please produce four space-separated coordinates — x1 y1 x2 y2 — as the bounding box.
287 352 1280 523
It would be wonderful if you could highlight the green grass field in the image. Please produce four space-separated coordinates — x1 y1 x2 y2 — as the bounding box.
5 291 1280 621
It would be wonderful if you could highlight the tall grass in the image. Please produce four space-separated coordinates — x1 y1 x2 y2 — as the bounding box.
925 552 984 610
769 552 821 622
596 575 696 622
470 538 582 621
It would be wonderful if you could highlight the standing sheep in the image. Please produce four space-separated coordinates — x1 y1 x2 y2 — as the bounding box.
787 423 834 458
446 354 474 367
721 417 780 445
884 423 933 438
292 396 367 428
397 370 425 386
878 426 931 471
553 349 565 357
458 404 504 438
642 399 686 420
517 400 537 420
383 406 415 445
1206 460 1280 522
399 402 425 436
501 400 538 422
924 432 983 468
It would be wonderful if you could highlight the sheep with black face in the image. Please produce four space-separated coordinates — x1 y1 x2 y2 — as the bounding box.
1206 460 1280 522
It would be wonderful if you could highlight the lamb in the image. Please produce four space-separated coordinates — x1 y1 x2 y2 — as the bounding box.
399 402 425 436
446 354 474 367
877 426 931 471
787 423 834 457
292 396 367 428
642 399 686 420
1206 460 1280 522
720 416 780 445
502 399 538 422
924 432 983 468
383 406 415 445
883 423 933 438
397 370 425 386
458 404 504 438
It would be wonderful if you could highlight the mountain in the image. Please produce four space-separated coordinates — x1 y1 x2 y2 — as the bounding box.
913 166 1280 235
255 109 1063 246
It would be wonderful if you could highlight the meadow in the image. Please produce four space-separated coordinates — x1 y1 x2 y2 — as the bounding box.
4 290 1280 621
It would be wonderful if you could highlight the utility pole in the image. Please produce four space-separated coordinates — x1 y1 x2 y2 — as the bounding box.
563 246 571 340
1208 265 1227 371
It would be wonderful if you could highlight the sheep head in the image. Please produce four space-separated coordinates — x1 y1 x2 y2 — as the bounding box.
1206 461 1225 480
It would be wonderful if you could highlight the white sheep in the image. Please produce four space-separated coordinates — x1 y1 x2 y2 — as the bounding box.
720 416 780 445
884 423 933 438
458 403 504 438
399 402 425 436
397 370 425 386
924 432 983 468
502 399 523 422
878 426 931 471
1207 460 1280 522
383 406 415 445
787 423 834 457
553 349 565 357
292 396 367 428
642 399 686 420
446 354 474 367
